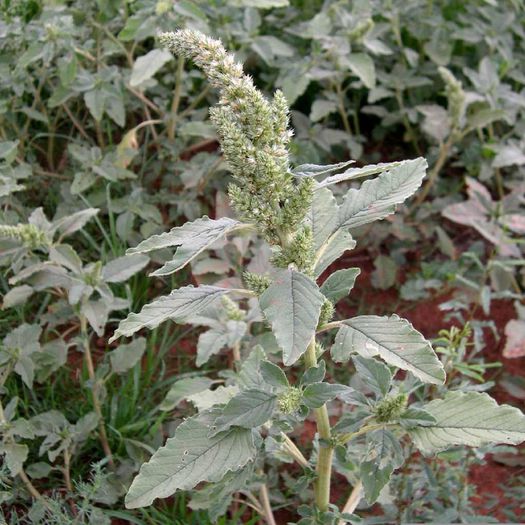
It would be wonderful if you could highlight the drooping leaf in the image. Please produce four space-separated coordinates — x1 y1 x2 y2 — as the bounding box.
336 158 427 231
110 286 230 342
196 320 246 367
352 355 392 398
332 315 445 385
259 269 324 366
127 216 241 276
292 159 355 179
130 49 173 87
210 389 276 435
125 411 256 508
316 160 409 188
320 268 360 303
110 338 147 374
51 208 99 239
360 429 403 504
102 254 149 283
409 391 525 454
160 377 214 411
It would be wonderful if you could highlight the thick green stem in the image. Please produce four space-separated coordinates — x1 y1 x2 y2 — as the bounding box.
304 339 333 511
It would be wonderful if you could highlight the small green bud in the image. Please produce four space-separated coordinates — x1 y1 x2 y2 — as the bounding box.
318 299 335 328
243 271 271 296
438 66 465 130
374 393 408 423
278 386 303 414
272 227 315 275
221 295 245 321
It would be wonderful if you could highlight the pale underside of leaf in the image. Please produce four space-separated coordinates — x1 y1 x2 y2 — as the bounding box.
259 269 324 366
332 314 445 385
410 391 525 454
127 216 241 276
125 411 256 508
109 285 230 342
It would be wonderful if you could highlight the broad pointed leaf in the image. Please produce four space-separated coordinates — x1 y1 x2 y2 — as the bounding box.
337 158 427 231
409 391 525 454
259 269 324 366
125 411 256 508
127 216 241 276
211 389 276 435
320 268 360 303
332 314 445 385
109 285 230 342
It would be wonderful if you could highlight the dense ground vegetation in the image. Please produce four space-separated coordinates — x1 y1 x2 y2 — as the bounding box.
1 1 524 523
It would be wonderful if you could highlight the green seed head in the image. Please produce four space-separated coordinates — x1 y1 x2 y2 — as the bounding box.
278 386 303 414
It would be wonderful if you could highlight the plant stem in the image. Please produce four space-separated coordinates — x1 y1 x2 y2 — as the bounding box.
259 482 277 525
411 135 454 210
304 339 333 511
79 315 114 467
167 57 184 140
338 481 363 524
280 432 309 468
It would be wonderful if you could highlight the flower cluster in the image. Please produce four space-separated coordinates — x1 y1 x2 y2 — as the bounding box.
159 29 313 246
278 386 303 414
0 223 49 249
438 66 466 131
374 393 408 423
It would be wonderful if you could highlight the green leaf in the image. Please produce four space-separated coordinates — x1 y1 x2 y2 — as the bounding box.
51 208 99 239
125 411 256 508
466 108 505 130
409 391 525 454
314 229 356 277
110 286 231 342
293 160 355 179
102 254 149 283
398 407 436 428
332 315 445 385
130 49 173 87
316 160 418 188
1 443 28 476
337 158 427 231
352 356 392 398
2 285 34 309
260 361 289 389
302 382 352 409
211 389 276 435
371 255 397 290
360 429 403 504
301 360 326 385
196 321 246 367
346 53 376 89
259 269 324 366
127 216 241 276
110 338 147 374
160 377 214 411
320 268 360 303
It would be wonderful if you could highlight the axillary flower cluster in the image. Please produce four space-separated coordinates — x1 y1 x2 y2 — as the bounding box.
159 30 315 270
